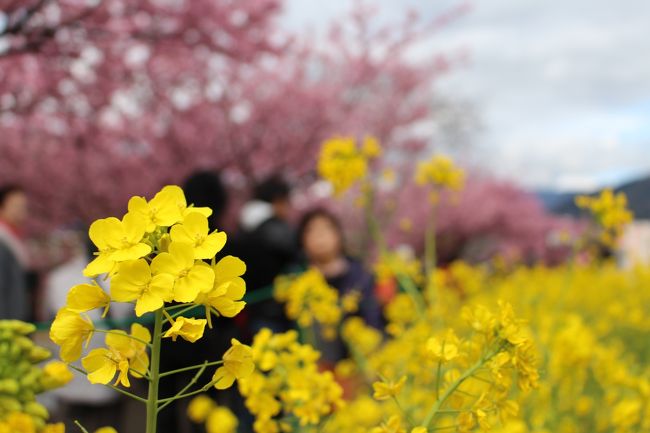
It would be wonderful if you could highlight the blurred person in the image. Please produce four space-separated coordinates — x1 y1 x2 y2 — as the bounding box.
231 175 298 336
158 170 238 433
43 229 132 432
296 208 382 365
183 170 229 231
0 184 30 321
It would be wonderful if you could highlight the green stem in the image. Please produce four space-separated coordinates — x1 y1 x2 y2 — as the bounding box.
362 180 387 257
146 309 163 433
158 378 219 402
163 305 198 324
423 346 500 428
434 358 443 401
159 360 223 378
424 207 437 304
74 420 91 433
158 361 209 413
395 274 426 317
392 395 415 427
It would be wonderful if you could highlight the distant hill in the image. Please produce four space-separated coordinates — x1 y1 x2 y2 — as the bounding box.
538 175 650 220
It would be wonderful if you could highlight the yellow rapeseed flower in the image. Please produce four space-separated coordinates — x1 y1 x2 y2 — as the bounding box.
372 376 407 401
150 242 215 303
170 212 227 260
82 324 151 387
82 347 131 387
65 283 111 317
49 309 94 362
127 185 184 232
213 339 255 390
110 258 175 317
83 213 151 277
195 256 247 327
163 317 207 343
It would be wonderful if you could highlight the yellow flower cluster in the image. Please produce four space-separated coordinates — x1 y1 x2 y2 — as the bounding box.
575 188 633 246
238 329 344 433
49 185 252 391
274 268 342 339
415 155 465 202
187 394 238 433
428 260 650 433
0 321 72 432
317 136 381 195
330 301 537 433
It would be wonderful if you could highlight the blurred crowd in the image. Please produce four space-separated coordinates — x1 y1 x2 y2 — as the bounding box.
0 172 387 433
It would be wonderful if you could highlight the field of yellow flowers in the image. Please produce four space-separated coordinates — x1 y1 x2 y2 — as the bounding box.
1 137 647 433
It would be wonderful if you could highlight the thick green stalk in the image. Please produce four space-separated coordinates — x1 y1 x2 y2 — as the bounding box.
146 309 163 433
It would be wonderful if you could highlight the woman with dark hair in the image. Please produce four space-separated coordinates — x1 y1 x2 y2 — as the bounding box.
296 208 382 364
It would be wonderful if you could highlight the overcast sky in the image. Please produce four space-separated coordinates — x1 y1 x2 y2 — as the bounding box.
283 0 650 192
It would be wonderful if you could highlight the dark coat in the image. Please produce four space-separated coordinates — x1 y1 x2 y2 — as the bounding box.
0 241 28 320
228 216 298 333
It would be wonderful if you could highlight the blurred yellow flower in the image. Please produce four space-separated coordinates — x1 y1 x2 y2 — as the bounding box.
371 415 405 433
414 155 465 202
576 188 633 246
426 336 459 362
206 406 238 433
372 376 407 401
42 423 65 433
187 394 216 423
42 361 74 389
318 136 380 196
94 428 118 433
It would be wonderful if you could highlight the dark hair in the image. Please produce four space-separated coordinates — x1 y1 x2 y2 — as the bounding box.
183 171 228 228
0 184 24 208
253 175 290 203
297 207 345 251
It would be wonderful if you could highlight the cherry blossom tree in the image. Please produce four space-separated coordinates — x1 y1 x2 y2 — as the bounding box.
0 0 468 231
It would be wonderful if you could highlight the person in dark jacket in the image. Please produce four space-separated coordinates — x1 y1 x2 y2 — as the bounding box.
158 171 239 433
0 185 30 321
296 207 382 365
230 175 297 336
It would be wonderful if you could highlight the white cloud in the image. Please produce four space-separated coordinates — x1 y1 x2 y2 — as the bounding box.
283 0 650 191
